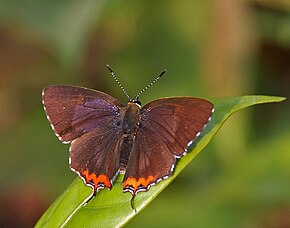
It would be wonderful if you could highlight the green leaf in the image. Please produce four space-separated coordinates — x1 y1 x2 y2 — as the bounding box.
35 95 285 228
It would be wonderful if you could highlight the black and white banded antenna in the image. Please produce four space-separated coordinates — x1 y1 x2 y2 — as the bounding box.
134 69 166 101
106 64 131 100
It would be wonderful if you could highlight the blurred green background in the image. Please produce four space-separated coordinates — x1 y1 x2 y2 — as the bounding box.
0 0 289 227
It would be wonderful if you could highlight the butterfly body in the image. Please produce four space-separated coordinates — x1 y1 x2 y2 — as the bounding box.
119 102 141 174
42 84 214 199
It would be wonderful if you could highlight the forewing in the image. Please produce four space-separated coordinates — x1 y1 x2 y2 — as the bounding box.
42 85 125 143
123 97 214 194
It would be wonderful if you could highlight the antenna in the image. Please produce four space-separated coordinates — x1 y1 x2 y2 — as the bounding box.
134 69 166 100
106 64 131 100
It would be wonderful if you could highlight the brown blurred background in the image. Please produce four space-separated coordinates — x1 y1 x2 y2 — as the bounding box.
0 0 289 227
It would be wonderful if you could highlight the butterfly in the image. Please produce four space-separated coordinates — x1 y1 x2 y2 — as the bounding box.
42 65 214 209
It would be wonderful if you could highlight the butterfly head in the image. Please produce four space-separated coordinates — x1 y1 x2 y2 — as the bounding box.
129 98 141 107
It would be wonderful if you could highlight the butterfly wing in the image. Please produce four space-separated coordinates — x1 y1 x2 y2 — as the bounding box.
42 85 126 191
69 127 122 191
123 97 214 195
42 85 125 143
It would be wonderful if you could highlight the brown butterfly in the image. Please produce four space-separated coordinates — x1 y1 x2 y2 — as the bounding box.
42 65 214 209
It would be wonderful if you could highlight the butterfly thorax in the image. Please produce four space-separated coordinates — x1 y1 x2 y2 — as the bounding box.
121 102 141 134
119 101 141 174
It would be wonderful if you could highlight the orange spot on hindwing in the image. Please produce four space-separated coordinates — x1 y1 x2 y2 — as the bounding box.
82 170 112 190
123 176 157 195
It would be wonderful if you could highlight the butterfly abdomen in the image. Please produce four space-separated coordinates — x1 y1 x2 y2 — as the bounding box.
119 136 133 174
